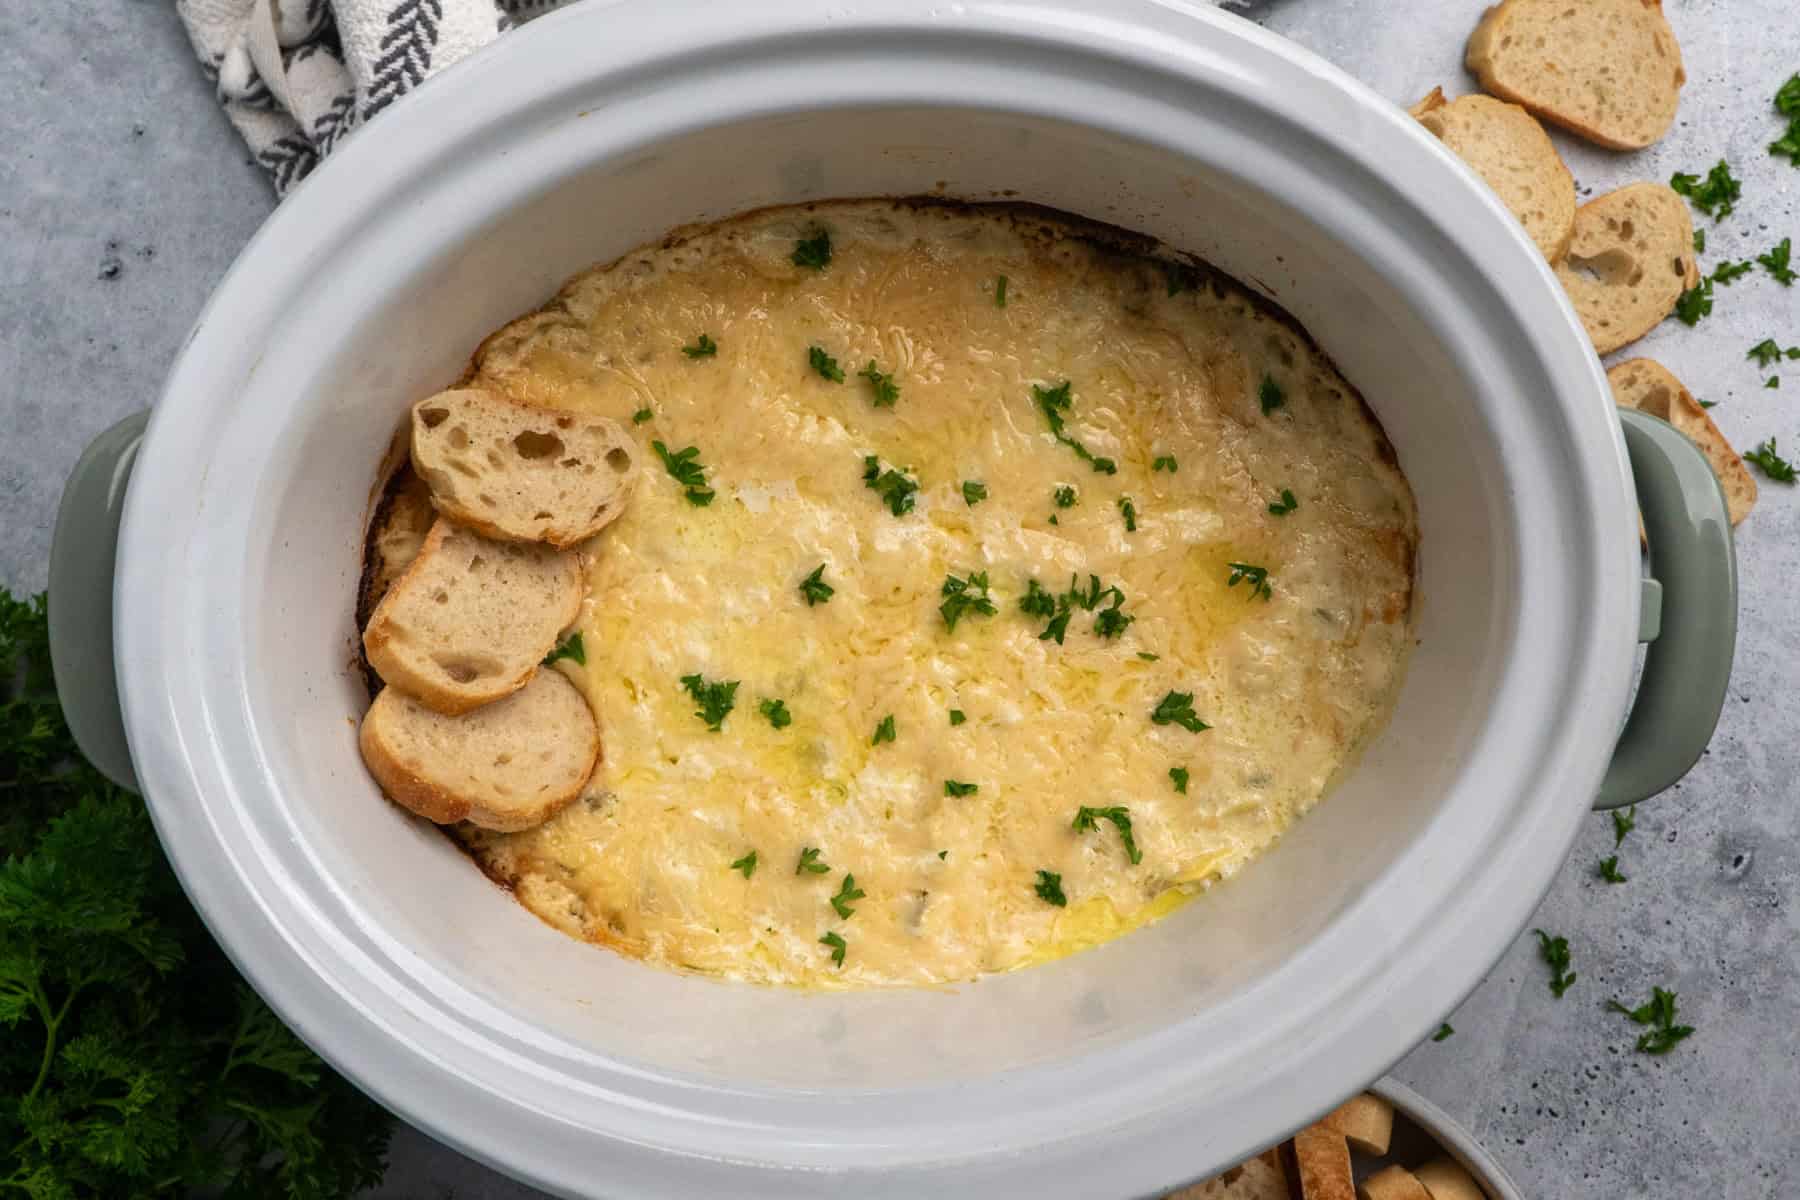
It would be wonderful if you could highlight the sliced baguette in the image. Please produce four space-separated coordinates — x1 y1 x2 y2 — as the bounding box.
1553 184 1699 355
1165 1149 1289 1199
1317 1092 1395 1155
1284 1127 1355 1200
360 670 599 831
363 517 581 714
1465 0 1685 150
1359 1166 1431 1200
412 388 639 547
1609 358 1756 524
1412 1158 1486 1200
1413 90 1576 261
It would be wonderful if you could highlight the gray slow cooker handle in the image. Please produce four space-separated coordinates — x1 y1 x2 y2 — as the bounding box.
47 410 148 793
42 408 1737 809
1598 408 1738 810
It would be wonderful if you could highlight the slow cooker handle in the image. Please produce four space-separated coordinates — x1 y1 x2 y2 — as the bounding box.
47 410 148 794
1597 409 1738 810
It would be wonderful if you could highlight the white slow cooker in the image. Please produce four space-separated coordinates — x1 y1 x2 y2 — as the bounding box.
47 1 1737 1195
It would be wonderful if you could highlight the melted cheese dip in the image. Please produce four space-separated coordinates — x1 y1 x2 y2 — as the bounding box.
454 202 1417 989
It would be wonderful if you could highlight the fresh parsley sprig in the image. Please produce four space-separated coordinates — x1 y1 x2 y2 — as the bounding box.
1033 870 1068 907
1771 74 1800 166
759 698 792 729
1748 339 1800 368
830 873 866 919
799 563 835 606
1151 690 1210 733
1745 437 1797 483
1533 929 1576 998
1671 160 1742 221
859 361 900 407
1032 381 1117 474
543 631 585 666
1757 238 1796 285
679 672 739 731
940 571 998 632
1073 805 1142 865
797 847 831 875
1609 986 1695 1054
862 455 920 516
653 440 716 506
809 345 845 383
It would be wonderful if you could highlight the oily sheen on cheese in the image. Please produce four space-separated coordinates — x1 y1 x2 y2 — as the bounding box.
450 202 1417 989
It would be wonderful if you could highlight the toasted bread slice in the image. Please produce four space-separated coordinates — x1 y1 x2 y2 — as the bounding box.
1609 358 1756 524
1284 1127 1355 1200
1360 1166 1432 1200
1553 184 1699 355
360 670 599 831
1318 1092 1396 1155
412 388 639 547
1413 90 1576 261
1465 0 1684 150
1412 1158 1485 1200
363 518 581 714
1165 1149 1289 1199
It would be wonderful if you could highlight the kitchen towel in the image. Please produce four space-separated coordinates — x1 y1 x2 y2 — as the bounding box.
178 0 1230 198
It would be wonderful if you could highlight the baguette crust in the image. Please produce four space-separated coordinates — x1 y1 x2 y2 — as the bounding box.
1412 90 1575 262
1466 0 1684 151
1553 183 1699 355
360 671 599 831
1165 1148 1289 1198
1285 1126 1356 1200
1318 1092 1396 1155
1359 1165 1432 1200
1412 1158 1486 1200
1609 358 1757 524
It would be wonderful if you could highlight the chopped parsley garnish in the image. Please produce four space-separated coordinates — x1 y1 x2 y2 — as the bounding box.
1020 578 1058 619
1153 455 1178 473
1023 573 1129 643
1040 610 1072 644
1533 929 1576 998
1073 805 1142 865
1268 488 1298 516
949 709 967 726
1054 485 1078 508
1169 766 1189 794
859 361 900 407
938 849 949 859
1598 855 1627 884
730 850 758 878
819 930 847 967
1151 690 1210 733
1432 1023 1455 1042
962 480 988 506
1613 804 1636 846
1092 592 1134 640
632 407 653 424
1675 281 1714 326
1693 229 1707 253
1699 399 1719 409
809 345 845 382
944 780 979 797
862 454 920 515
995 274 1008 307
1033 380 1117 474
759 697 792 729
1117 496 1138 532
1226 561 1273 601
1770 377 1782 390
1711 259 1755 286
1745 437 1798 483
1772 76 1800 165
1759 237 1797 285
799 563 834 606
679 673 739 731
1258 374 1285 415
1034 870 1067 907
797 847 831 875
682 333 718 359
1136 651 1159 661
543 631 585 666
830 873 866 919
1608 986 1695 1054
1749 339 1800 367
653 440 716 506
1670 160 1741 220
871 714 896 745
940 571 998 632
792 229 832 270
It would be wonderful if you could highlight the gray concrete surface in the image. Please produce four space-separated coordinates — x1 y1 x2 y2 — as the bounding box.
2 1 1794 1196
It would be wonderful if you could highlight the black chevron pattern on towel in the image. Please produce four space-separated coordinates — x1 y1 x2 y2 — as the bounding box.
363 0 443 120
312 92 359 155
257 132 321 195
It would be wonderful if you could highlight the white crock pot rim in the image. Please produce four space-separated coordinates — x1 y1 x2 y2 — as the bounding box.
115 2 1637 1197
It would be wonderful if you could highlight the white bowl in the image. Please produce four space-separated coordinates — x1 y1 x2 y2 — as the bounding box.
91 1 1716 1195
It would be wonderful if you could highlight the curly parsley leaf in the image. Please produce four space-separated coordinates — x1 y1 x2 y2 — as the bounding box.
1054 485 1077 509
962 480 988 507
1745 437 1798 483
682 333 718 359
759 698 792 729
792 229 832 270
543 631 585 667
1073 805 1142 865
653 440 716 506
799 563 835 607
1608 986 1695 1054
1670 160 1742 221
1772 75 1800 165
829 874 866 920
1749 339 1800 368
939 571 998 633
862 455 919 516
679 672 739 731
1758 237 1797 285
1675 280 1714 326
859 361 900 407
1533 929 1576 998
1711 259 1755 286
1151 690 1210 733
1598 856 1627 884
1033 870 1067 907
809 345 846 383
